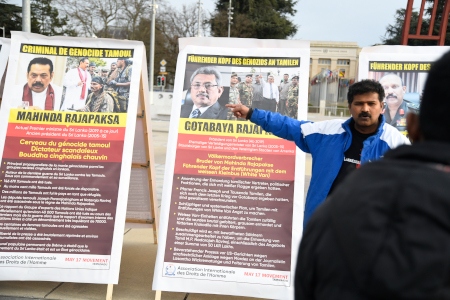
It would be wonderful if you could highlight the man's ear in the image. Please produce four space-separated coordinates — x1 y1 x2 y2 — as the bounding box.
50 71 54 80
217 86 224 97
406 112 421 143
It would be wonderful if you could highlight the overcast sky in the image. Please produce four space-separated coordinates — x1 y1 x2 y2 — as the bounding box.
7 0 414 47
190 0 413 47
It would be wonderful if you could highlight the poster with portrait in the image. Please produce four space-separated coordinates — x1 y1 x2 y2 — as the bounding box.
0 38 11 100
0 32 144 283
153 37 310 299
358 45 450 134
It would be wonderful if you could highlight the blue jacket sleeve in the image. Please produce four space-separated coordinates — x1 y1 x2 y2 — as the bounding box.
249 109 311 153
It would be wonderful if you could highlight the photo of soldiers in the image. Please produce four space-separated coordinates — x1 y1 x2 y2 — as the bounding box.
227 72 240 120
237 74 254 107
78 76 115 113
278 73 290 115
108 57 131 112
101 68 109 83
108 62 117 78
88 62 97 77
252 75 263 109
286 75 299 118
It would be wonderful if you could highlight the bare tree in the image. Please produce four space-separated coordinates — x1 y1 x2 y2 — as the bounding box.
158 2 210 39
133 2 211 87
55 0 120 37
56 0 153 39
56 0 212 87
118 0 151 40
154 2 210 59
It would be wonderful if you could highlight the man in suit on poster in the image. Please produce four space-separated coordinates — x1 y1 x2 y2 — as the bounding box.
259 74 279 112
180 66 228 120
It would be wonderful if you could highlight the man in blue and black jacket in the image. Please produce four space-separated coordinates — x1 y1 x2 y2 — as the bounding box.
227 79 409 226
295 49 450 300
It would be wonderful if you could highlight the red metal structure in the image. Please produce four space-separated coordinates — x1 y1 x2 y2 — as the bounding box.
401 0 450 45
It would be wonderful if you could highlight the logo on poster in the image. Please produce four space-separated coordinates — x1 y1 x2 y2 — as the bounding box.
165 264 176 276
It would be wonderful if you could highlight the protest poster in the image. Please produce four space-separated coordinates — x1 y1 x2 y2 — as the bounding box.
0 32 144 284
0 38 11 100
358 45 450 135
153 37 309 299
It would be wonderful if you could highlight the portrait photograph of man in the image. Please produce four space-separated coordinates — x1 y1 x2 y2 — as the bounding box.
10 56 63 111
180 65 228 120
369 71 424 134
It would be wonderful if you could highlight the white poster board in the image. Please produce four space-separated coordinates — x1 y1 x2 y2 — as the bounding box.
0 38 11 99
0 32 144 284
358 45 450 134
153 37 310 299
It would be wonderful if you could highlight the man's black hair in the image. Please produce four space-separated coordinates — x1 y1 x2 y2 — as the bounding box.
91 76 104 85
117 57 130 66
420 50 450 142
347 79 384 104
79 57 89 64
27 57 53 73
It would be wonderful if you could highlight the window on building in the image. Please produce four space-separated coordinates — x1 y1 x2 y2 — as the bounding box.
318 58 331 65
337 59 350 65
310 58 312 65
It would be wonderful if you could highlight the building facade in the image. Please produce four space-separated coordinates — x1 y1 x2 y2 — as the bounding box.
307 41 361 107
309 41 360 79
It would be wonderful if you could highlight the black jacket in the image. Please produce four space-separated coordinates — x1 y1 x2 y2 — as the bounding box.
180 101 228 120
295 141 450 300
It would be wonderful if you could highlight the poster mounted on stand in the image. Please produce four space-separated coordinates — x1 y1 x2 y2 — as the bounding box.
153 37 310 300
358 45 450 135
0 32 144 284
0 38 11 100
